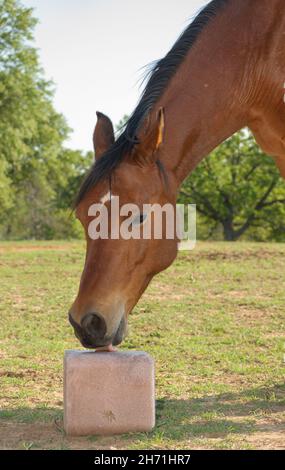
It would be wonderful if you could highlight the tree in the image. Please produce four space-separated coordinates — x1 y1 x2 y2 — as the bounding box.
0 0 93 239
179 130 285 241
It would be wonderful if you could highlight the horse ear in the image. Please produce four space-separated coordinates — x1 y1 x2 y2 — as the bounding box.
138 107 165 163
93 112 115 160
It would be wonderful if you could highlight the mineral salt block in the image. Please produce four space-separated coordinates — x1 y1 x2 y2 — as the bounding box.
64 350 155 436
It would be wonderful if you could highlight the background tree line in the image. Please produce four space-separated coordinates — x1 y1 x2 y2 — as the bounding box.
0 0 92 240
180 131 285 242
0 0 284 241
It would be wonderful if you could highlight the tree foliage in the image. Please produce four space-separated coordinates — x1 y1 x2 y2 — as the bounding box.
0 0 92 239
180 130 285 241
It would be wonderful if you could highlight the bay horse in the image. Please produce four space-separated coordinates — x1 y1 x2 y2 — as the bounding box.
69 0 285 350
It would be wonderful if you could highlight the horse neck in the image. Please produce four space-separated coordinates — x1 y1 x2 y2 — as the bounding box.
150 0 281 186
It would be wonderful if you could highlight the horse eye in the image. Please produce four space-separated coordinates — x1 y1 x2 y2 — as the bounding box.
133 213 147 225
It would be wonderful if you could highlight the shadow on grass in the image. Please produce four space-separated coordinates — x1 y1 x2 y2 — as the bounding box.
0 383 284 444
154 383 285 440
0 408 65 450
0 407 63 425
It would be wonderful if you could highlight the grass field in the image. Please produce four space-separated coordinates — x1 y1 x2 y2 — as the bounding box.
0 241 284 450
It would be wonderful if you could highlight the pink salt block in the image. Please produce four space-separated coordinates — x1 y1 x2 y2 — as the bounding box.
64 350 155 436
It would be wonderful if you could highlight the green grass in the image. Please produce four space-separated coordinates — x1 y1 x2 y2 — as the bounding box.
0 241 284 449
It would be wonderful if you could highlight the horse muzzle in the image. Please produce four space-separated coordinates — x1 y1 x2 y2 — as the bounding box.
68 311 127 349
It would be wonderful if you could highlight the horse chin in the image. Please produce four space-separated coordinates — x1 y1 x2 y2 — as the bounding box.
112 315 127 346
79 337 115 350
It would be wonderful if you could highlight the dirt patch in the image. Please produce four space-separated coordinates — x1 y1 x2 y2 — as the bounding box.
188 249 285 262
0 421 57 450
0 369 38 379
247 421 285 450
0 420 134 450
233 306 269 322
0 245 75 254
1 418 284 450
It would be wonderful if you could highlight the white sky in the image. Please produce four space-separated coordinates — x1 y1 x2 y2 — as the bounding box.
23 0 208 152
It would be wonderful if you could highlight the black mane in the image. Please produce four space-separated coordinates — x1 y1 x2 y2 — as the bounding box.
75 0 229 207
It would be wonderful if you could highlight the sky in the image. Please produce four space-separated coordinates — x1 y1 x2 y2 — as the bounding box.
23 0 208 152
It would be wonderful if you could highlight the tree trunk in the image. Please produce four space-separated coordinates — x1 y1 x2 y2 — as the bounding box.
222 220 237 241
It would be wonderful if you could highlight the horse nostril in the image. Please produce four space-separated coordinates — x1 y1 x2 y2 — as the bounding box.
81 313 107 340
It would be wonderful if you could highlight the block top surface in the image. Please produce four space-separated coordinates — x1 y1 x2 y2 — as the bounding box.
64 349 154 365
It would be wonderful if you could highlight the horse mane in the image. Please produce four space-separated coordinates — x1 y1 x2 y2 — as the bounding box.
74 0 229 207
